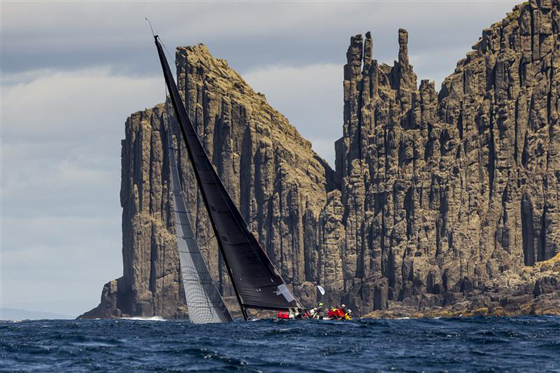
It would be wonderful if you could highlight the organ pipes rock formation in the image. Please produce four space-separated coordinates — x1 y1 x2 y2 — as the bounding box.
81 0 560 319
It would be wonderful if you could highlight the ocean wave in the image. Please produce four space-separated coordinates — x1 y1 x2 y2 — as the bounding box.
1 316 559 372
121 316 167 321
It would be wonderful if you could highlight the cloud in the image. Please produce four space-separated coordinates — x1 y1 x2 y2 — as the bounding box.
2 67 163 223
3 67 162 141
2 67 164 315
2 1 520 74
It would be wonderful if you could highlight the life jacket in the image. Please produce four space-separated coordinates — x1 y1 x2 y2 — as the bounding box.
327 309 336 318
277 312 289 319
335 308 345 318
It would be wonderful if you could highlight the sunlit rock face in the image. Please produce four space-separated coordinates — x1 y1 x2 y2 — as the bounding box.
334 0 560 316
81 0 560 319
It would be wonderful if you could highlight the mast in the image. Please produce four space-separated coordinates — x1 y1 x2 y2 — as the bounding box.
153 36 302 320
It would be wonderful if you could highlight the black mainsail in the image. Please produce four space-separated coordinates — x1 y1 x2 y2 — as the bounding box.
154 36 302 320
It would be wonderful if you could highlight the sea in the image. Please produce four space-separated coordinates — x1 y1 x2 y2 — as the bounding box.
1 316 559 372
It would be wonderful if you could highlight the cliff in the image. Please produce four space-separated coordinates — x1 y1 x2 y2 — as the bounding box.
81 0 560 319
81 44 335 319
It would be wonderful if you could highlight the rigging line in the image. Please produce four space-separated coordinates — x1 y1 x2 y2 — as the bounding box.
201 233 217 248
252 309 264 319
145 19 175 77
157 35 178 75
146 20 175 105
161 83 175 313
160 39 175 64
164 90 198 244
164 85 207 247
145 17 155 37
145 19 168 316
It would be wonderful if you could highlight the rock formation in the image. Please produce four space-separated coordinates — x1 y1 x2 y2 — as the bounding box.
81 0 560 319
81 45 335 319
334 0 560 316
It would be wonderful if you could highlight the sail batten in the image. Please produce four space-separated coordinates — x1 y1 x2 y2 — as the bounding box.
154 36 302 319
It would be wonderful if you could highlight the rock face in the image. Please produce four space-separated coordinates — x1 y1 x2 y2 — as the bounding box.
81 45 334 319
334 0 560 316
81 0 560 319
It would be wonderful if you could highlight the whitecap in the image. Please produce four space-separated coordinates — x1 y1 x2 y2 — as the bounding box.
122 316 166 321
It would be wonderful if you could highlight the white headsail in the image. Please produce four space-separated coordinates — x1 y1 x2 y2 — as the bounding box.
167 113 232 323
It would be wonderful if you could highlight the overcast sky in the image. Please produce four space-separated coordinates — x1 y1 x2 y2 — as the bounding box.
1 0 520 318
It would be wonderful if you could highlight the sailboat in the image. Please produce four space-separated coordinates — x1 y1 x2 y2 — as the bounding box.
154 35 304 323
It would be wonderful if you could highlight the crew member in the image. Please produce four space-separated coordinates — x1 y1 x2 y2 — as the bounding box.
316 302 325 319
335 306 345 320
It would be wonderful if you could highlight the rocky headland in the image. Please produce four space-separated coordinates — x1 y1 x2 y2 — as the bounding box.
81 0 560 319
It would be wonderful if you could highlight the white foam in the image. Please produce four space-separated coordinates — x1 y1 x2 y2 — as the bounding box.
122 316 166 321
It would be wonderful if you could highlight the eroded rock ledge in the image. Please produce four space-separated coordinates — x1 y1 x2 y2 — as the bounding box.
81 0 560 319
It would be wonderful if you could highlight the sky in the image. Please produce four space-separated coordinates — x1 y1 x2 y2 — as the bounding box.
1 0 520 318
